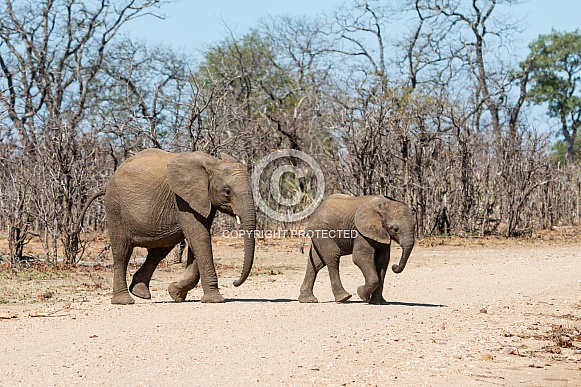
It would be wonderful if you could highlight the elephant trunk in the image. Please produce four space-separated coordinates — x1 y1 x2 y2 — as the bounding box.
391 240 414 274
233 195 256 287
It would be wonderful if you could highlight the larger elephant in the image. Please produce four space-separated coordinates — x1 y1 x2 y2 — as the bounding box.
298 194 416 305
102 148 256 304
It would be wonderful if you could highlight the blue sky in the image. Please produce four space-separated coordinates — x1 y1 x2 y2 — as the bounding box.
124 0 344 52
124 0 581 57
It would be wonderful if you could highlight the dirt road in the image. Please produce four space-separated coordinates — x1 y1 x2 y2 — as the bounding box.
1 238 580 386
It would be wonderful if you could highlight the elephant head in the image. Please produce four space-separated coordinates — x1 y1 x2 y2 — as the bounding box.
354 197 416 274
167 151 256 287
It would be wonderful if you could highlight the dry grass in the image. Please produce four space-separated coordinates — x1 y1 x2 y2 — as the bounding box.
416 226 581 248
1 226 580 306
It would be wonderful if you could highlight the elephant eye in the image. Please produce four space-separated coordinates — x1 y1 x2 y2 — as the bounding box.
223 186 232 196
391 226 399 234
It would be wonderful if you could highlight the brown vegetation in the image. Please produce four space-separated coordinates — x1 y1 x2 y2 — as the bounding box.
1 0 580 266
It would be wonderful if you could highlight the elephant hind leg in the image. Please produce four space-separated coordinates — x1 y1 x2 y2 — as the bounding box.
130 246 174 299
327 262 352 303
111 238 135 305
309 238 350 303
168 247 200 302
299 244 340 303
298 245 325 303
321 247 351 303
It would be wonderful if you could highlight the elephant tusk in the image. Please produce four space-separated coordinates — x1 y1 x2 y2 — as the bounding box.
236 215 241 225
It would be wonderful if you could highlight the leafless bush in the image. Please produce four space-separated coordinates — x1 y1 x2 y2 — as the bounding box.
1 1 581 267
0 146 36 263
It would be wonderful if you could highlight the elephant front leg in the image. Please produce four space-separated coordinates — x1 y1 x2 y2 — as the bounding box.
168 247 201 302
178 208 224 303
369 247 390 305
197 259 224 304
352 237 379 303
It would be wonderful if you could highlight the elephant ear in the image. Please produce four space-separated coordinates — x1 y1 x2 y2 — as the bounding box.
167 152 214 218
354 198 391 245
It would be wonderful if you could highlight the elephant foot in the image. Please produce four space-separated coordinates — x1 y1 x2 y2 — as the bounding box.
129 282 151 299
334 291 352 303
111 291 135 305
369 295 388 305
168 282 189 302
201 291 225 303
357 286 372 303
298 293 318 303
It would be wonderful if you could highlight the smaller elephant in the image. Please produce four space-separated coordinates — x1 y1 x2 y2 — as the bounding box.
298 194 416 305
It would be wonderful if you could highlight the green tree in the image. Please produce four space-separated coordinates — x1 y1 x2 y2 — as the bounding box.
200 30 301 149
526 29 581 163
198 26 334 153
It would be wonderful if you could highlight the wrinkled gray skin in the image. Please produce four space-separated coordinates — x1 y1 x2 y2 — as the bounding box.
104 149 256 304
298 194 416 305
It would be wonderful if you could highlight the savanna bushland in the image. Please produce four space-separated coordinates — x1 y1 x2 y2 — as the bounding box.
0 0 580 265
1 3 581 385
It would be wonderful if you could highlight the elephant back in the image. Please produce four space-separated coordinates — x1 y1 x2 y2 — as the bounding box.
105 149 180 237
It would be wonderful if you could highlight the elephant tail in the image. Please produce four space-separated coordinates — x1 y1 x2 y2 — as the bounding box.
300 234 305 254
77 189 106 233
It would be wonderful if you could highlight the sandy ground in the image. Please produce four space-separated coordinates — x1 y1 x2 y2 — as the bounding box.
1 236 580 386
